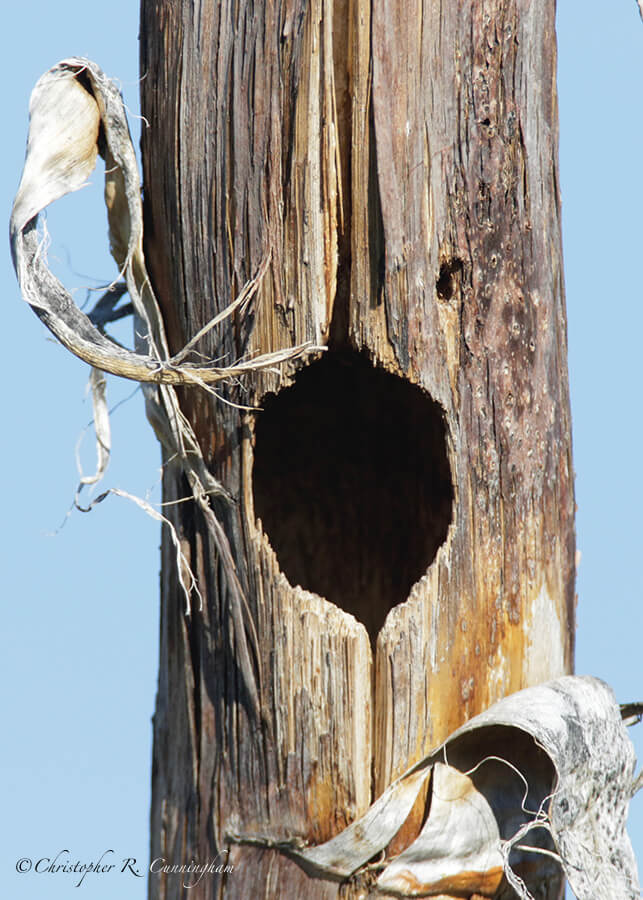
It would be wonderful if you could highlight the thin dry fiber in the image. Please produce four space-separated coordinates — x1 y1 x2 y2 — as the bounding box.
10 58 325 717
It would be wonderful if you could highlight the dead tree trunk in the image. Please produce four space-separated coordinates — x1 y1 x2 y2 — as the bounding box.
139 0 574 896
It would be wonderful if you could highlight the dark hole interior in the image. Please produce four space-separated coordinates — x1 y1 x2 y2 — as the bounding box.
252 352 454 644
436 258 463 301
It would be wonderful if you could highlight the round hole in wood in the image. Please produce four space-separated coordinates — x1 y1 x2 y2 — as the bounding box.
252 351 453 644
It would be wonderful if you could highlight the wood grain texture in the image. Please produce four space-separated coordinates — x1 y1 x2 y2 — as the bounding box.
140 0 573 896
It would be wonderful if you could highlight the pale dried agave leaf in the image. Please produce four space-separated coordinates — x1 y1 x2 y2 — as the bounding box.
297 762 434 879
376 763 504 898
12 69 100 232
10 58 320 718
10 57 322 385
287 676 639 899
77 367 111 487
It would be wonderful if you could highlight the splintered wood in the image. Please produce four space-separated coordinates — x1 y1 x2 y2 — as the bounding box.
136 0 579 896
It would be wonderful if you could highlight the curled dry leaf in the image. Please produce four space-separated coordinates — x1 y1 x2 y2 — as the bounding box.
376 763 504 898
10 58 322 384
260 676 639 898
10 58 325 719
77 367 111 487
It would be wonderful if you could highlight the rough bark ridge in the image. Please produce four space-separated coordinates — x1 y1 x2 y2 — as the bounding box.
140 0 574 896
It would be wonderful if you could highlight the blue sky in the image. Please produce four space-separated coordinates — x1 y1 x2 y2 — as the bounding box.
1 2 641 897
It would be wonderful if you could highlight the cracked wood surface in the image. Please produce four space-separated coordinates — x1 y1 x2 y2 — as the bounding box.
140 1 573 896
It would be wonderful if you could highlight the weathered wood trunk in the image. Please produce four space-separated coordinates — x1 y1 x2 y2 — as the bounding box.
140 0 574 896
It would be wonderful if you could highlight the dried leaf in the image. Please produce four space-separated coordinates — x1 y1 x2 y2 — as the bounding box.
10 59 322 386
284 676 640 899
9 57 318 720
77 367 111 486
377 764 504 898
